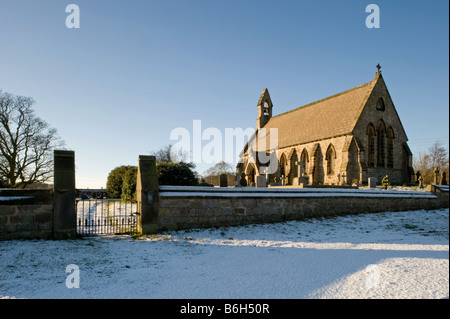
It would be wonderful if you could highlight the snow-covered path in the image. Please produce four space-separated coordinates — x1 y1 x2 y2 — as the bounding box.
0 209 448 299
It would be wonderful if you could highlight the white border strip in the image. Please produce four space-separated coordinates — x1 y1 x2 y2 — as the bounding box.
159 191 436 199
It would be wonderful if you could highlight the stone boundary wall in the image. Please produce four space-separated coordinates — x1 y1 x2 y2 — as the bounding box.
0 189 54 240
0 150 76 241
0 204 54 240
156 186 449 231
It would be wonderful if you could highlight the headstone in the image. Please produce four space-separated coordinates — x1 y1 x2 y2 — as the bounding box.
368 177 377 188
441 172 448 185
239 174 247 187
299 175 309 185
415 171 421 184
256 175 267 188
434 167 440 185
220 174 228 187
418 176 424 188
294 160 303 179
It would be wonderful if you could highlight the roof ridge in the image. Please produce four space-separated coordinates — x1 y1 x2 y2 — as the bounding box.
270 80 374 120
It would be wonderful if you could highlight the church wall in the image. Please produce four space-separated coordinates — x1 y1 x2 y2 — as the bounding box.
352 76 411 185
276 135 350 185
241 73 413 186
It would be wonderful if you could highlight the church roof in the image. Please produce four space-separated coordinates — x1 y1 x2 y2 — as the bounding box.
261 75 378 150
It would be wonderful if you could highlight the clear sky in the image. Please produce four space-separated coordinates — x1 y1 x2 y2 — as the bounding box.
0 0 448 188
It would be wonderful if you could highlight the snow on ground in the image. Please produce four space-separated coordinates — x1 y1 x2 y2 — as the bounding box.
0 208 448 299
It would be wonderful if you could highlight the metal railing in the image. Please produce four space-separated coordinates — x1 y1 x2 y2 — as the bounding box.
76 199 138 236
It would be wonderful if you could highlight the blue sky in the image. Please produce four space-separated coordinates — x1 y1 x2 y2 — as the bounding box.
0 0 448 188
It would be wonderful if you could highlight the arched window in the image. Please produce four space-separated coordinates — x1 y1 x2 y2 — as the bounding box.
387 128 394 168
290 150 298 179
300 149 309 176
326 144 336 175
367 124 375 167
279 153 287 177
376 98 385 111
377 121 386 167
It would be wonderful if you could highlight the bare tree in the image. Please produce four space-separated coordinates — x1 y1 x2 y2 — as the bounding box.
428 141 449 171
203 161 234 177
202 161 235 186
413 141 449 185
0 90 64 188
149 144 191 164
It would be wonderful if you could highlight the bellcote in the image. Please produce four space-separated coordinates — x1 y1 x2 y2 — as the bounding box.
257 88 273 129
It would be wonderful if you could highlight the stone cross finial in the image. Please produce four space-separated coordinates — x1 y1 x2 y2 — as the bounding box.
376 64 381 72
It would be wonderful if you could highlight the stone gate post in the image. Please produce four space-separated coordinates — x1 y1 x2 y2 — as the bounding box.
53 150 76 239
136 155 159 234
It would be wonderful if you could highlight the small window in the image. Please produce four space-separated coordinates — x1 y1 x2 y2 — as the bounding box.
326 145 336 175
376 98 385 111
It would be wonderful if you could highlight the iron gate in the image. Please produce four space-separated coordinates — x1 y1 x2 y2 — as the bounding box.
76 199 138 236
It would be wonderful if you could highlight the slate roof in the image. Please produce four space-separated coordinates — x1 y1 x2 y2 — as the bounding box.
261 75 378 150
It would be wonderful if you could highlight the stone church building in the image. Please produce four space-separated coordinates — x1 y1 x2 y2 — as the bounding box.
238 66 414 186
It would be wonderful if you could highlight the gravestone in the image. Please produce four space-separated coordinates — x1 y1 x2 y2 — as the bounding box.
418 175 424 188
256 175 267 188
434 167 440 184
341 172 347 186
235 172 241 187
415 171 421 184
220 174 228 187
441 172 448 185
368 177 377 188
239 173 247 187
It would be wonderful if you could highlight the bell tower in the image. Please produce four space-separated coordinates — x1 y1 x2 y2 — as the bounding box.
257 88 273 129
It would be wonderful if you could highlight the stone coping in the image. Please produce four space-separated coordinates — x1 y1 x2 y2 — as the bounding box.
159 186 436 199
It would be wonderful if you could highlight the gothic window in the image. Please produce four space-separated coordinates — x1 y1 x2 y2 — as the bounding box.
300 149 309 175
290 150 298 179
279 153 287 177
377 121 386 167
367 124 375 167
387 128 394 168
376 98 385 111
326 144 336 175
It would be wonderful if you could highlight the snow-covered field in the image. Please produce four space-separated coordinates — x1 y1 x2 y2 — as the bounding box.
0 208 448 299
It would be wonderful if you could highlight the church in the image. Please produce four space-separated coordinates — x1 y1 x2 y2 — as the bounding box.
238 66 414 186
